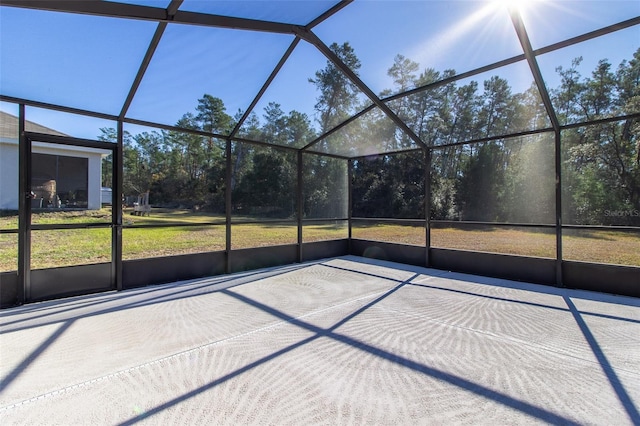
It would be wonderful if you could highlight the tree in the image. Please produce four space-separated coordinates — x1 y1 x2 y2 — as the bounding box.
196 94 234 135
558 50 640 225
309 42 362 133
233 148 296 218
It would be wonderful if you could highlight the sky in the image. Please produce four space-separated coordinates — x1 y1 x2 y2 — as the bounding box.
0 0 638 139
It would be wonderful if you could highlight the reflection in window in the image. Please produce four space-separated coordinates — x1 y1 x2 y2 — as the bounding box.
32 154 88 209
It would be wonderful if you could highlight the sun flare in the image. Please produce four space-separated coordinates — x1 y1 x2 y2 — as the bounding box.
492 0 546 14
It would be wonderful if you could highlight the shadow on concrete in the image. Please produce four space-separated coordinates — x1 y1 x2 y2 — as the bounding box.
117 272 582 426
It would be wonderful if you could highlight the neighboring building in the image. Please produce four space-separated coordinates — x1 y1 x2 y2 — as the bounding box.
0 111 110 210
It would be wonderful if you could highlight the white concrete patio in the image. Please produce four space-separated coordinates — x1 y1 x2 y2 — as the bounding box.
1 256 639 425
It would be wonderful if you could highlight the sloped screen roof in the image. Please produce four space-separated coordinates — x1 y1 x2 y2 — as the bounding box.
0 0 638 156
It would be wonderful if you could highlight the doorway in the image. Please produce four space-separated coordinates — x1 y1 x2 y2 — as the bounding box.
21 132 117 301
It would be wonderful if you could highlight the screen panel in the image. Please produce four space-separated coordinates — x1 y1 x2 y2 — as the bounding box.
123 225 225 260
25 107 117 141
127 24 293 131
303 154 347 219
303 220 348 243
352 151 425 219
31 228 111 269
0 233 17 273
309 107 420 157
0 7 155 114
231 222 297 250
537 27 640 126
431 223 556 259
314 0 523 96
561 122 639 227
563 228 640 267
179 0 339 25
521 1 639 50
351 219 426 247
121 124 226 222
231 143 297 222
386 60 548 147
431 132 555 224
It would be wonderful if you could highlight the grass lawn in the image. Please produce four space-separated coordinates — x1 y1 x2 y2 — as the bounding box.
1 210 638 271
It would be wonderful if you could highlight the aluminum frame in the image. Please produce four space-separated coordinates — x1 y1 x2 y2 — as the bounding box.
1 2 638 306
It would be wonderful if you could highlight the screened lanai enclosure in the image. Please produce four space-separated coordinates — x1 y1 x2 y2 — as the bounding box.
0 0 639 307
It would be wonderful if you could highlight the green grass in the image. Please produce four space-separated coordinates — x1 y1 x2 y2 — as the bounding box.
1 210 638 271
353 223 640 266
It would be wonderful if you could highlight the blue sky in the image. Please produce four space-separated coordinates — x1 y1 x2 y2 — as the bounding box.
1 0 638 139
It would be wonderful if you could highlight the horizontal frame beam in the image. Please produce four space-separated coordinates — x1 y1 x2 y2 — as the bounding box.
1 0 299 34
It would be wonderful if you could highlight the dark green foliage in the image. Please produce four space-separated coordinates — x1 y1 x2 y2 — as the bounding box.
232 148 296 218
352 152 425 219
99 46 638 226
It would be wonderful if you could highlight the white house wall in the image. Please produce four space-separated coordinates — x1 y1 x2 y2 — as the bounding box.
0 140 19 210
0 140 110 210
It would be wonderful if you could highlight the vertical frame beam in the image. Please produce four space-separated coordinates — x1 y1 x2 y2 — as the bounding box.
424 148 431 267
297 151 303 263
348 158 353 253
113 121 124 291
509 7 562 286
17 104 30 303
225 139 232 274
555 130 563 285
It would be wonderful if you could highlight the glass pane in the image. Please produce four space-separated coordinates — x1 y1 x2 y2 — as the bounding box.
537 27 640 126
239 39 368 139
563 228 640 267
387 60 548 146
231 143 296 221
30 146 112 224
127 24 293 131
0 107 19 215
303 154 347 219
520 1 639 50
431 223 556 259
179 0 339 25
314 1 523 97
123 225 225 260
0 7 156 114
0 233 17 272
351 219 426 247
352 151 425 219
231 222 297 249
303 220 348 243
562 123 640 226
309 107 419 157
31 228 110 269
119 124 226 223
25 107 117 141
431 133 555 224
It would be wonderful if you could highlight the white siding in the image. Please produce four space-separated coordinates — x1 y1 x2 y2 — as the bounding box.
0 140 109 210
0 142 19 210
